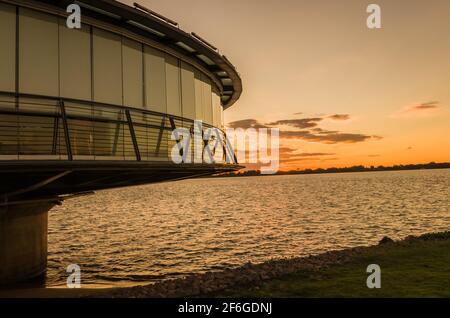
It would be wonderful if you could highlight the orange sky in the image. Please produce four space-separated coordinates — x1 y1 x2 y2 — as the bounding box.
121 0 450 170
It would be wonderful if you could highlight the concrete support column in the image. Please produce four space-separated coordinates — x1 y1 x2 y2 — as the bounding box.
0 201 55 285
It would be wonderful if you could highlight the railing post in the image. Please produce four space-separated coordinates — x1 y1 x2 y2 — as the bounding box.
169 117 183 158
155 115 166 156
51 117 59 155
59 100 73 161
224 132 238 164
221 130 227 164
125 109 141 161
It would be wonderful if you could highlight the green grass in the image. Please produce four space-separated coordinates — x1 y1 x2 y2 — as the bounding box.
217 238 450 298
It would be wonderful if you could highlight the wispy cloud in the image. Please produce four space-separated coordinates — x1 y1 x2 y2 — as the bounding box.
282 151 335 160
267 118 322 129
328 114 351 121
227 115 382 145
412 101 439 110
226 119 268 129
391 101 440 118
294 152 335 157
280 130 378 144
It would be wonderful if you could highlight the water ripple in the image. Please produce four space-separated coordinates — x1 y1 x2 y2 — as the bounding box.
47 169 450 287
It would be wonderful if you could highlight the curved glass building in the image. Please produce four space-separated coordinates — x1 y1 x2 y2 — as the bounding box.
0 0 242 284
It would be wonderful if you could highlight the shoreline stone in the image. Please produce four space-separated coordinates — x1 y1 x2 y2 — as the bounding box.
100 231 449 298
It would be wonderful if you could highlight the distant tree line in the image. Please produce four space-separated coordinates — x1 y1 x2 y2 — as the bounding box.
214 162 450 178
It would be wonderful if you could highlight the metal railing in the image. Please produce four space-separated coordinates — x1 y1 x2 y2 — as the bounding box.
0 92 238 164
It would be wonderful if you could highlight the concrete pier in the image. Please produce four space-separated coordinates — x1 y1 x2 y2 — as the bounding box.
0 201 55 285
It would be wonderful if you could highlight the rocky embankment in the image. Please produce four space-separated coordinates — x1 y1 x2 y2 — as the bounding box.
103 232 449 298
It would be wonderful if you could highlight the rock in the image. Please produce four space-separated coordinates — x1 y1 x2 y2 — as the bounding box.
379 236 394 245
405 235 417 241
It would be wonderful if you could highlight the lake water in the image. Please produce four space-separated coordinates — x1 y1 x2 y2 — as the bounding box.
47 169 450 287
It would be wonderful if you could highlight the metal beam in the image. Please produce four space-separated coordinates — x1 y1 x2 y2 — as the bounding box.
155 115 166 156
2 170 72 201
51 117 59 155
125 109 141 161
59 100 73 161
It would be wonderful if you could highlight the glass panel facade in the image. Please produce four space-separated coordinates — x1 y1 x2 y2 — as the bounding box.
0 3 15 93
0 94 18 157
144 46 166 113
165 54 182 117
92 28 122 105
59 21 92 100
202 76 213 125
65 102 94 158
0 4 229 163
194 70 204 121
131 111 168 160
19 8 59 96
212 92 222 128
0 4 16 158
122 37 143 108
181 61 196 120
17 98 65 160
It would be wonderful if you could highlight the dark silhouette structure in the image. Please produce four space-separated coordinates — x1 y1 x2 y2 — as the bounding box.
0 0 242 284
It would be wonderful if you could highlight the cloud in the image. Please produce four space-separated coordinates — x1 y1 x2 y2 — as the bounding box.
281 157 318 163
293 152 335 157
391 101 440 118
280 130 378 144
280 155 338 164
320 157 338 161
412 101 439 110
281 152 335 161
278 147 298 155
328 114 351 121
267 118 323 129
226 119 268 129
311 127 339 134
265 147 334 158
226 114 382 145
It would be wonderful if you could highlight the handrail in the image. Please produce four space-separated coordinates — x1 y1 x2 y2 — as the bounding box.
0 92 237 164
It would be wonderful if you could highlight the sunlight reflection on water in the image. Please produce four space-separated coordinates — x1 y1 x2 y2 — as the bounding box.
47 169 450 287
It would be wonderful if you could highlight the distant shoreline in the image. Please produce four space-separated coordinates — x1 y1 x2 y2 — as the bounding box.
211 162 450 178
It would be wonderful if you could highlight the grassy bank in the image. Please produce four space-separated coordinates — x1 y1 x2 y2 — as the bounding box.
1 232 449 298
216 232 450 298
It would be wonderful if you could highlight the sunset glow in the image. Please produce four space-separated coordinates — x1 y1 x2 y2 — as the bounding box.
120 0 450 170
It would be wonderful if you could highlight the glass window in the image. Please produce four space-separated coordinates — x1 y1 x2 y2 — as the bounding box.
92 28 122 105
165 54 181 117
19 8 59 96
202 76 213 125
122 38 143 108
0 3 16 93
59 21 92 100
212 92 222 128
144 46 166 113
194 70 204 121
181 61 196 120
